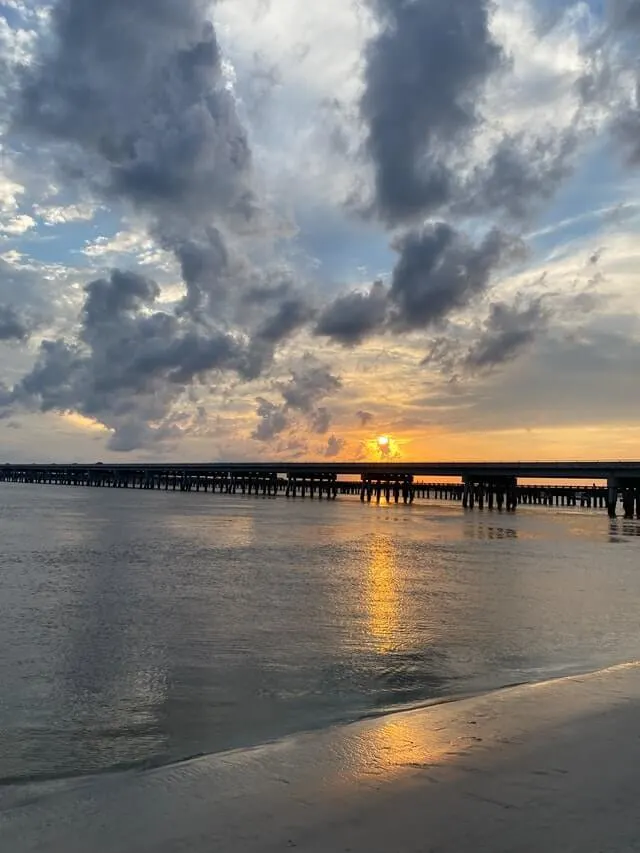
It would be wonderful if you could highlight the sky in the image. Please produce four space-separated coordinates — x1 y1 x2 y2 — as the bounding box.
1 0 640 463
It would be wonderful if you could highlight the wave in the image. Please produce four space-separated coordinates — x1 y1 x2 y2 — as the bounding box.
3 659 638 794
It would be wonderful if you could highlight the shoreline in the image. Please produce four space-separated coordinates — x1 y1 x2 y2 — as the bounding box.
0 657 622 791
3 661 640 851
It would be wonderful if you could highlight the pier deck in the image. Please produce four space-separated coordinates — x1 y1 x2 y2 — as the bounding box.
3 461 640 517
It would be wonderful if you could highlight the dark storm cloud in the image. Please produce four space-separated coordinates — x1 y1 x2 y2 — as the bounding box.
464 298 550 371
314 281 387 346
255 296 316 344
17 0 254 228
4 0 320 450
15 0 293 338
388 224 524 331
357 410 374 426
361 0 504 224
315 223 522 345
358 0 595 230
174 228 230 316
83 270 160 328
18 319 242 408
0 305 30 341
7 268 252 450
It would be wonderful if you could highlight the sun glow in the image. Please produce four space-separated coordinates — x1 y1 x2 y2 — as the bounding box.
365 433 402 460
61 412 108 433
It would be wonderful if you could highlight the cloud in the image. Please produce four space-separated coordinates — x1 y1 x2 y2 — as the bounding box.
2 0 321 451
0 175 25 213
323 434 344 457
17 0 256 230
0 213 35 235
460 131 580 221
174 227 231 316
0 304 29 340
421 316 640 433
388 224 524 331
254 295 316 345
1 0 639 461
251 397 289 442
357 0 600 237
360 0 504 225
0 256 58 318
82 229 159 260
279 358 342 412
82 269 160 328
601 3 640 165
106 420 181 454
423 294 550 379
250 357 343 445
314 280 387 346
310 406 331 435
14 0 297 332
6 268 254 450
315 224 524 346
35 202 100 225
464 298 550 372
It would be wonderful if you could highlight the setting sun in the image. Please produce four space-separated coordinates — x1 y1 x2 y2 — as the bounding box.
364 434 402 461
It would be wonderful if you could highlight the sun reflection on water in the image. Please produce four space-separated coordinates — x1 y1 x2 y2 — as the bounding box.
366 536 400 654
360 715 452 778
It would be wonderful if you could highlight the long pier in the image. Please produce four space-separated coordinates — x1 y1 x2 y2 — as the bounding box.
3 461 640 518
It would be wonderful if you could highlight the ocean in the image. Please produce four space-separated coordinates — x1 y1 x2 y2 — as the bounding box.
2 481 640 786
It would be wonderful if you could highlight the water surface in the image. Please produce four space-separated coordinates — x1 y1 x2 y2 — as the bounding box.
1 482 639 784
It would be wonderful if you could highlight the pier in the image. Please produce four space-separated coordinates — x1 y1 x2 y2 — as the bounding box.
3 461 640 517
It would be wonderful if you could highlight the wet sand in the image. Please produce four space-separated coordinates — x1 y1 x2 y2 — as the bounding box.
3 663 640 852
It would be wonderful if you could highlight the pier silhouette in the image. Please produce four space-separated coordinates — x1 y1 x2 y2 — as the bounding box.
4 461 640 518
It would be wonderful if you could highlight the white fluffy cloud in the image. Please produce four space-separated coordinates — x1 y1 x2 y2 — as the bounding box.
0 213 35 235
35 202 101 225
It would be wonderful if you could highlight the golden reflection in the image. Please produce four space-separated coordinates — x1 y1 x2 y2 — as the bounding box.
366 536 400 654
358 715 452 780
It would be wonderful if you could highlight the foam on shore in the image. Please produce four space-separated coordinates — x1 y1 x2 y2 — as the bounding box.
3 662 640 852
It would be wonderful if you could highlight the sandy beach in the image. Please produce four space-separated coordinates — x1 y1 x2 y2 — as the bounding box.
3 662 640 852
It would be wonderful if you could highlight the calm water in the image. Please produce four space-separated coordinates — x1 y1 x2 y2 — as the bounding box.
2 482 640 785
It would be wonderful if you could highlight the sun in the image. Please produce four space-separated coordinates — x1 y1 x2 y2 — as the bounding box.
365 434 401 461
